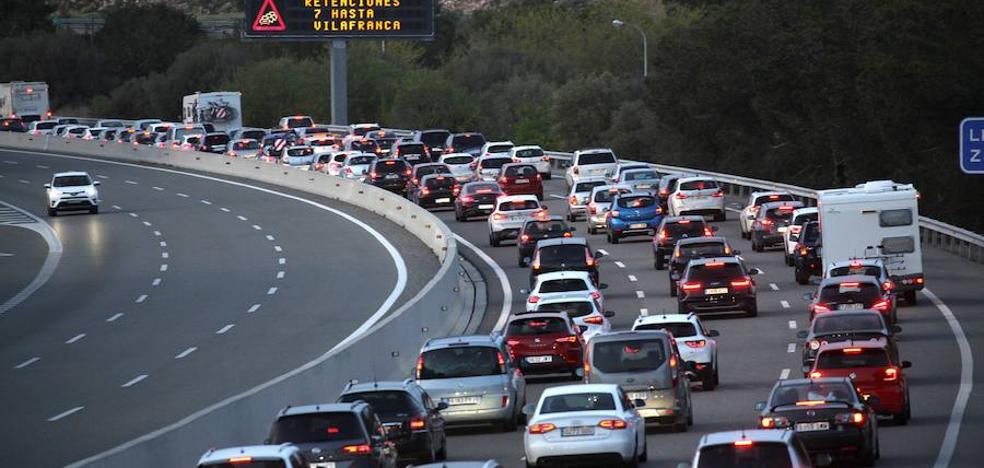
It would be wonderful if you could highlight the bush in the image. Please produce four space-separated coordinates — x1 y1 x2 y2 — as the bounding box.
0 32 110 110
222 58 331 127
96 3 201 80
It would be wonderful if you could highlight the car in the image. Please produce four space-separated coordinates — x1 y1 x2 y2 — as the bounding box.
278 115 314 129
565 177 607 222
682 430 815 468
280 145 317 170
632 313 721 390
341 152 379 180
229 127 268 142
509 145 551 179
522 383 647 468
132 118 162 131
52 123 74 137
653 216 716 270
498 163 543 199
473 155 512 182
227 138 262 159
585 184 632 234
438 153 476 183
533 293 614 342
414 334 526 431
516 216 575 267
750 200 805 252
565 148 618 189
166 124 207 145
294 126 335 145
615 168 660 193
349 122 381 137
488 195 545 247
476 140 512 159
806 275 896 323
825 258 897 304
411 174 459 210
784 207 819 265
148 122 175 135
668 176 726 220
656 173 692 211
447 132 489 157
528 237 603 286
260 135 290 161
307 136 341 156
392 140 431 165
454 181 503 221
197 445 307 468
81 127 108 140
27 120 58 135
605 191 663 244
96 119 126 128
116 128 137 144
409 129 450 160
132 130 158 146
367 158 412 193
344 137 382 156
525 271 605 313
366 130 399 156
45 171 100 216
320 151 349 175
407 163 452 196
605 163 650 184
265 402 397 467
176 135 202 151
504 312 584 377
583 330 693 431
677 256 761 317
667 236 739 296
796 309 900 373
63 125 89 139
793 220 823 284
312 153 334 173
809 339 912 425
739 191 797 239
755 377 879 465
338 380 448 463
196 132 231 154
100 128 120 141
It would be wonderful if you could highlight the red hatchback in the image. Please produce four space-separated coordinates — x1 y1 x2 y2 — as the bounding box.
504 313 583 378
810 339 912 424
498 163 543 199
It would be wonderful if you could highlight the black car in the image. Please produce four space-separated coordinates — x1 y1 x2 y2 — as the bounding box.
796 310 901 374
656 173 692 210
133 131 158 146
454 181 502 221
807 275 896 323
338 380 448 464
794 220 823 284
410 129 451 160
266 402 398 468
411 174 458 209
367 159 411 194
653 216 716 270
195 132 230 154
677 256 760 317
755 377 879 466
529 237 603 287
750 201 804 252
392 141 430 165
406 163 452 196
0 118 26 132
667 236 739 296
445 132 487 157
517 216 575 267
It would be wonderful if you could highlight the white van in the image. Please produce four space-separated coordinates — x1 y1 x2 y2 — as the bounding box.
817 180 923 304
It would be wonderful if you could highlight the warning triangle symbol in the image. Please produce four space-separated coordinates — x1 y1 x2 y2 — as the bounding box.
252 0 286 32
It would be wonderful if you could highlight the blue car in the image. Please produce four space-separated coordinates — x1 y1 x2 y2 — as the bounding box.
606 192 663 244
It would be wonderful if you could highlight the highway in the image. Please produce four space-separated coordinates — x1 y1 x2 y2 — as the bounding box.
0 149 439 467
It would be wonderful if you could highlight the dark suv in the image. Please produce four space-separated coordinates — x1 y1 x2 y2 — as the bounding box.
529 237 603 287
517 216 575 267
653 216 715 270
793 221 822 285
266 402 397 467
445 132 487 157
667 236 739 296
750 201 804 252
367 159 412 194
677 256 761 317
405 163 452 196
411 174 459 210
0 118 26 132
807 275 896 323
454 181 503 221
410 129 451 160
338 380 448 464
392 141 430 165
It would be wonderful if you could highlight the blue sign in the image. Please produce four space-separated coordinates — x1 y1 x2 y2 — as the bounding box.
960 118 984 174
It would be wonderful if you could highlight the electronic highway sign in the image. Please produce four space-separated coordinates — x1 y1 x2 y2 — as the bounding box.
243 0 435 40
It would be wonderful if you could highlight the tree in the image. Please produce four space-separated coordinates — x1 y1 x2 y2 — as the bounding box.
0 32 109 109
96 3 201 80
221 58 331 127
0 0 54 39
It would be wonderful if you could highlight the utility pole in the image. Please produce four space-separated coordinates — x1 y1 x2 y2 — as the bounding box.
330 40 348 125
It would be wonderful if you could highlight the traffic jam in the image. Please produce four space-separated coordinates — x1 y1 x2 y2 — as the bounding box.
25 116 925 468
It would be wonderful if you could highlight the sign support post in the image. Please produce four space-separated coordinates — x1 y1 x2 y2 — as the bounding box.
330 40 348 126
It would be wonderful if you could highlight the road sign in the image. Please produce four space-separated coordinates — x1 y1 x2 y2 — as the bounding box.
959 118 984 174
243 0 435 40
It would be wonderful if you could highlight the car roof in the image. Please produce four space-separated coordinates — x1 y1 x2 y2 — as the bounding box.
589 184 630 194
688 256 741 266
423 334 498 351
751 190 791 198
511 145 542 151
502 162 536 169
634 313 698 327
535 292 596 305
198 445 297 464
440 153 473 159
759 201 805 210
498 194 539 203
278 402 362 417
541 383 619 397
483 140 512 145
343 380 414 394
535 270 592 281
818 275 880 287
508 311 569 322
421 173 453 182
615 191 656 199
523 215 564 224
677 176 717 183
811 309 885 323
676 236 727 246
589 329 672 343
52 171 90 178
816 337 889 352
620 168 657 175
698 429 794 447
535 237 586 248
573 176 607 184
663 215 706 223
792 207 819 215
827 258 885 269
777 376 852 388
574 148 614 155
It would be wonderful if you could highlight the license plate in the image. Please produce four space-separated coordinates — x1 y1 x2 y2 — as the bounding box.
447 396 480 406
636 184 652 189
526 355 552 363
478 204 494 209
630 223 648 229
515 179 529 184
839 303 865 310
561 426 595 437
386 173 399 179
778 226 788 232
795 421 830 432
705 287 729 295
310 463 336 468
628 392 648 400
436 197 451 203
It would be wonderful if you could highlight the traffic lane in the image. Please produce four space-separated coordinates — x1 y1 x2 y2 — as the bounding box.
0 225 47 306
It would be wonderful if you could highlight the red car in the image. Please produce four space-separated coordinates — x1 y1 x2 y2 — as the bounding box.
809 339 912 424
504 312 583 378
498 163 543 199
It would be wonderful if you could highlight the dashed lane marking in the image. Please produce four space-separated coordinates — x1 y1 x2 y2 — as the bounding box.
160 264 168 272
780 300 790 309
274 246 282 252
65 334 86 344
153 231 161 237
18 179 29 184
788 320 797 329
276 271 285 279
121 374 148 388
161 252 169 259
787 343 796 353
201 200 212 205
175 347 197 359
159 241 166 247
112 205 121 210
252 225 262 230
48 406 84 422
640 308 649 316
106 313 123 322
247 304 261 313
151 278 161 287
769 283 779 291
176 193 189 198
615 261 626 268
220 207 230 212
152 186 164 191
124 180 138 185
215 324 234 335
278 258 286 265
598 249 610 256
266 235 275 241
142 221 152 227
237 215 248 221
628 275 638 282
36 164 50 169
779 369 791 380
128 212 138 218
548 194 566 200
636 290 645 299
14 357 40 369
96 175 108 179
135 294 148 303
267 287 278 295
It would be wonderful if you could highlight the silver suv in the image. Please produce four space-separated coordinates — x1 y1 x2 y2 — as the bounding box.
45 171 100 216
197 444 306 468
413 334 526 432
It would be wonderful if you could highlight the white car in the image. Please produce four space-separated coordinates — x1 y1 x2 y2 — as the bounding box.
45 171 100 216
96 119 126 128
280 145 316 170
474 155 512 181
308 137 339 156
533 292 613 342
783 207 818 265
617 168 661 192
348 122 381 136
488 195 544 247
606 163 649 184
63 125 89 139
525 271 604 312
278 115 315 129
739 191 797 239
565 148 618 189
81 127 108 140
523 384 647 467
683 430 814 468
479 140 514 159
132 118 162 131
197 445 306 468
566 177 608 222
668 176 726 220
341 152 378 180
28 120 58 135
510 145 551 179
325 151 349 176
632 313 720 390
439 153 476 183
585 184 631 234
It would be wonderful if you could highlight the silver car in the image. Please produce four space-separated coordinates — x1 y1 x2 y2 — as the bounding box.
585 184 631 234
439 153 477 183
617 168 661 193
413 335 526 431
341 152 378 180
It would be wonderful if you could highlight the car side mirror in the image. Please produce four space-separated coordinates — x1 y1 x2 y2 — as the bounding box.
93 181 101 186
815 454 834 467
732 249 741 255
706 329 720 337
796 330 808 339
754 401 767 411
802 292 814 301
593 251 605 259
43 183 51 189
436 402 449 411
901 361 912 369
519 288 529 295
633 398 646 408
748 268 762 276
604 310 616 318
522 403 535 418
864 395 881 406
598 283 609 290
711 226 719 232
891 325 903 334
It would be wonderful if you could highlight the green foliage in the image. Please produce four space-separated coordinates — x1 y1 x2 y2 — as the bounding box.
384 69 478 130
0 0 55 38
221 58 331 127
0 32 109 108
95 2 201 80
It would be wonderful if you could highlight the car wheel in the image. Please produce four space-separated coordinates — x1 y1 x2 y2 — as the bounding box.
746 302 758 317
543 171 552 180
454 209 462 222
639 437 648 462
89 206 99 214
501 415 517 432
702 370 716 391
718 209 726 221
655 256 665 270
518 256 527 267
490 232 500 247
566 212 574 222
669 281 677 297
624 443 640 468
858 439 877 467
785 253 793 266
47 207 57 217
588 225 596 235
903 290 917 305
713 366 720 387
677 302 688 314
795 268 810 285
436 435 448 460
673 421 688 433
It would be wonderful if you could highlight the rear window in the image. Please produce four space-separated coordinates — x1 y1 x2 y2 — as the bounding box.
686 263 744 282
504 165 537 177
284 117 314 128
479 158 510 169
199 461 287 468
829 266 881 278
374 160 408 173
397 143 426 154
592 339 666 373
770 382 856 407
424 176 455 188
204 134 229 145
755 193 795 205
801 222 821 243
507 317 570 336
464 183 500 194
350 140 379 152
348 156 375 165
537 301 594 318
676 242 728 258
416 165 452 178
333 154 348 163
53 175 91 187
623 170 657 181
269 413 363 444
634 322 697 338
818 282 880 304
233 140 260 150
539 278 589 293
310 138 337 147
499 200 539 211
616 196 656 209
793 212 818 225
574 181 607 193
287 147 313 157
443 155 473 165
679 180 719 191
351 125 379 136
338 391 418 417
577 152 616 165
697 442 793 468
817 348 889 369
485 144 512 154
665 220 707 238
241 130 267 141
417 346 503 379
540 393 616 414
764 207 795 222
419 132 449 148
537 245 586 265
35 121 58 130
813 314 884 334
514 148 544 158
523 220 567 235
593 189 622 203
452 135 486 149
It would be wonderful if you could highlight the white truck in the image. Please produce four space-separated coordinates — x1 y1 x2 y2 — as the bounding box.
0 81 50 122
182 91 242 134
817 180 924 303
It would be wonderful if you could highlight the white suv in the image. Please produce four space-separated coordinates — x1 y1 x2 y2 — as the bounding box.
509 145 551 179
565 148 618 189
783 207 818 265
45 171 100 216
668 176 726 220
197 445 306 468
739 191 797 238
488 195 544 247
632 313 720 390
533 292 614 342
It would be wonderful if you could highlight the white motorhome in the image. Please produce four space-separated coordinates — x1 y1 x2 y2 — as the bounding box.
817 180 923 303
182 91 242 134
0 81 50 122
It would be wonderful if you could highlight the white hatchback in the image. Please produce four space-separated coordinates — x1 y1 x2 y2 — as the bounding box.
783 207 818 265
632 313 720 390
525 271 604 312
510 145 551 178
439 153 477 183
668 177 726 220
565 149 618 189
488 195 544 247
533 292 613 342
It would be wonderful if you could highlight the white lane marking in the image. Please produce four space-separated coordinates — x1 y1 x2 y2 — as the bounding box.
65 333 86 344
628 275 638 282
121 374 148 388
726 207 742 213
614 261 626 268
153 230 161 236
96 175 108 179
636 290 645 299
220 207 230 212
36 164 50 169
779 368 791 380
0 202 64 317
215 324 234 335
266 235 275 241
788 320 797 329
135 294 148 303
175 347 197 359
787 343 796 353
757 267 766 274
274 245 282 252
128 212 138 218
159 264 168 272
14 357 40 369
152 186 164 191
106 313 124 322
124 180 138 185
926 288 974 468
18 179 29 184
201 200 212 205
276 271 285 279
548 194 566 200
769 283 779 291
456 234 512 331
142 221 152 227
0 252 12 257
2 160 18 164
161 252 169 259
112 204 122 210
252 224 262 230
48 406 84 422
640 308 649 316
247 304 261 313
267 287 278 295
159 241 167 247
598 249 610 255
237 215 247 221
278 258 286 265
151 278 161 287
176 193 189 198
780 300 790 309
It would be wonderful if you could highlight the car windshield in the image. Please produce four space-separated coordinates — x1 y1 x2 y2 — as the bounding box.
634 322 697 338
241 130 267 140
374 160 408 173
233 141 259 150
348 156 375 165
665 221 707 238
829 266 882 278
623 171 657 181
504 165 537 177
443 156 473 165
53 175 91 187
538 245 586 265
578 152 616 165
480 158 511 169
285 117 313 128
687 263 744 282
453 135 486 149
616 196 656 209
539 278 589 293
465 183 500 194
756 194 795 205
205 134 229 145
574 181 607 193
523 220 567 235
818 282 880 304
200 461 287 468
679 180 719 191
764 207 796 222
801 222 821 244
419 132 449 148
416 165 451 178
697 442 793 468
417 346 503 379
537 301 594 318
514 148 544 158
677 242 728 259
813 314 884 334
507 317 569 336
269 413 363 444
818 348 890 369
770 382 856 407
540 393 616 414
499 200 539 211
592 339 666 372
338 391 417 417
424 176 455 188
287 148 313 157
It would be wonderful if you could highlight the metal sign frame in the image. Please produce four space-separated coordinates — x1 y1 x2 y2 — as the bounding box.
242 0 435 40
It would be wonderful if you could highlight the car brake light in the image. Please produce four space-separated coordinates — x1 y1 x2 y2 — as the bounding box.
809 371 823 379
573 166 579 175
497 351 507 373
734 439 754 447
704 227 713 236
409 417 426 430
583 316 604 325
563 231 572 238
588 205 597 215
542 156 550 161
609 210 620 218
812 303 831 314
528 295 540 303
809 340 821 350
883 366 899 381
684 339 706 348
555 335 579 343
520 234 530 243
657 229 667 241
492 213 506 221
678 219 691 224
796 400 827 406
598 419 627 430
229 456 253 464
769 195 780 200
675 192 688 199
342 444 372 454
369 171 377 179
453 185 461 195
421 187 430 195
872 299 891 312
712 190 724 197
882 280 894 291
681 282 702 292
835 411 866 425
730 278 752 288
706 261 725 267
528 423 556 434
590 290 601 300
843 347 863 354
799 246 809 256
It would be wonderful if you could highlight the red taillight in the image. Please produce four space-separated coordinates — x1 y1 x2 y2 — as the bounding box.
415 356 425 378
812 303 831 314
712 190 724 197
843 347 863 354
704 227 713 236
528 295 540 303
342 444 372 454
872 299 891 312
790 225 802 234
681 282 702 292
588 205 597 215
882 280 895 291
542 156 550 161
675 192 688 199
678 219 692 224
572 166 579 175
229 456 253 464
583 315 604 325
884 366 899 382
520 234 530 243
501 395 509 408
809 371 823 379
344 167 353 174
731 278 752 288
684 339 707 348
799 246 809 256
497 351 507 373
453 185 461 195
492 212 506 221
369 171 378 179
498 177 507 184
563 231 572 238
460 195 474 203
555 335 579 343
590 291 601 300
421 187 430 195
609 210 620 218
528 423 556 434
852 411 865 424
734 439 754 447
657 229 668 241
405 169 412 176
409 418 426 430
659 188 668 196
598 419 627 430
